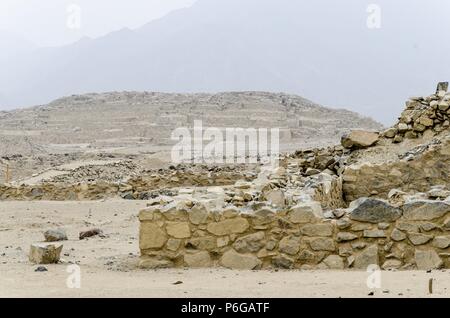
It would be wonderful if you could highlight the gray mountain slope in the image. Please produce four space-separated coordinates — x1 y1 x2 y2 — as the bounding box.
0 0 448 125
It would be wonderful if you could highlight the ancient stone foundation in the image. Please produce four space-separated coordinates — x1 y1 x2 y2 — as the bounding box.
139 199 450 270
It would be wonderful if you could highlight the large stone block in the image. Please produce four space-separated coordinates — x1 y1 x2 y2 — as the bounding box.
166 222 191 239
349 198 402 223
206 218 249 236
140 223 167 249
403 201 450 221
322 255 345 269
288 202 323 224
29 243 63 264
188 204 209 225
219 249 262 270
353 245 378 269
278 236 301 255
300 224 333 237
341 130 379 149
233 232 265 253
309 237 336 251
184 251 212 267
414 250 443 270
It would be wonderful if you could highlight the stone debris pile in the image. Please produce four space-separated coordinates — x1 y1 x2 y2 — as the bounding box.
383 82 450 143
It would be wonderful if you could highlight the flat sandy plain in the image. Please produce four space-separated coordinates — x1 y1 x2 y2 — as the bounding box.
0 200 449 298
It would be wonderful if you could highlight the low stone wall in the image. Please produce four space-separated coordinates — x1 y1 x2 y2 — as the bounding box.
0 169 255 201
139 199 450 270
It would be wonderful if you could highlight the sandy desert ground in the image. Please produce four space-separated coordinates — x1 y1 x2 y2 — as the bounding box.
0 200 448 298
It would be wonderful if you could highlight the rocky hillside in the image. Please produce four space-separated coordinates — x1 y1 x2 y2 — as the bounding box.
0 91 382 157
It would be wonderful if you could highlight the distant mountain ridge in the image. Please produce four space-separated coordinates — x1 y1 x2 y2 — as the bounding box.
0 0 449 125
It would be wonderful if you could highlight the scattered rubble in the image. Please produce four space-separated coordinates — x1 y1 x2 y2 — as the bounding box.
79 228 103 240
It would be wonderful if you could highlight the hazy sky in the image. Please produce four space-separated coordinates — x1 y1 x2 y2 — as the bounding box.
0 0 448 125
0 0 196 47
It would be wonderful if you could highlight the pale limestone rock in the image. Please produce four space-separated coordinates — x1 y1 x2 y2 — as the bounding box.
29 243 63 264
288 202 323 224
264 189 286 207
265 240 277 251
217 236 230 248
351 241 367 249
438 101 450 111
309 237 336 251
402 200 450 221
353 245 378 269
390 228 407 242
336 218 351 229
332 209 347 219
414 250 443 270
336 232 358 242
166 238 181 251
396 221 420 233
272 254 294 269
252 208 276 226
350 223 372 231
279 236 301 255
139 257 172 269
347 256 355 267
322 255 345 269
300 224 333 237
398 123 408 133
161 204 188 221
44 229 68 242
427 188 450 199
383 128 397 138
339 245 353 257
184 251 212 267
305 168 321 176
443 216 450 230
220 249 262 270
363 229 386 238
188 204 209 225
420 222 438 232
382 259 402 270
408 233 433 246
432 236 450 249
139 208 155 221
186 236 216 250
418 116 433 127
341 130 379 149
206 218 249 236
378 223 390 230
388 189 407 205
233 232 265 253
140 223 167 249
166 222 191 239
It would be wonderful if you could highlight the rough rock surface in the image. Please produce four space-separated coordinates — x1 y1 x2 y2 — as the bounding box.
43 229 68 242
349 198 402 223
29 243 63 264
341 130 379 149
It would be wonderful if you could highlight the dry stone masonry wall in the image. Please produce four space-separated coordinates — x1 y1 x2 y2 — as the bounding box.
139 197 450 270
